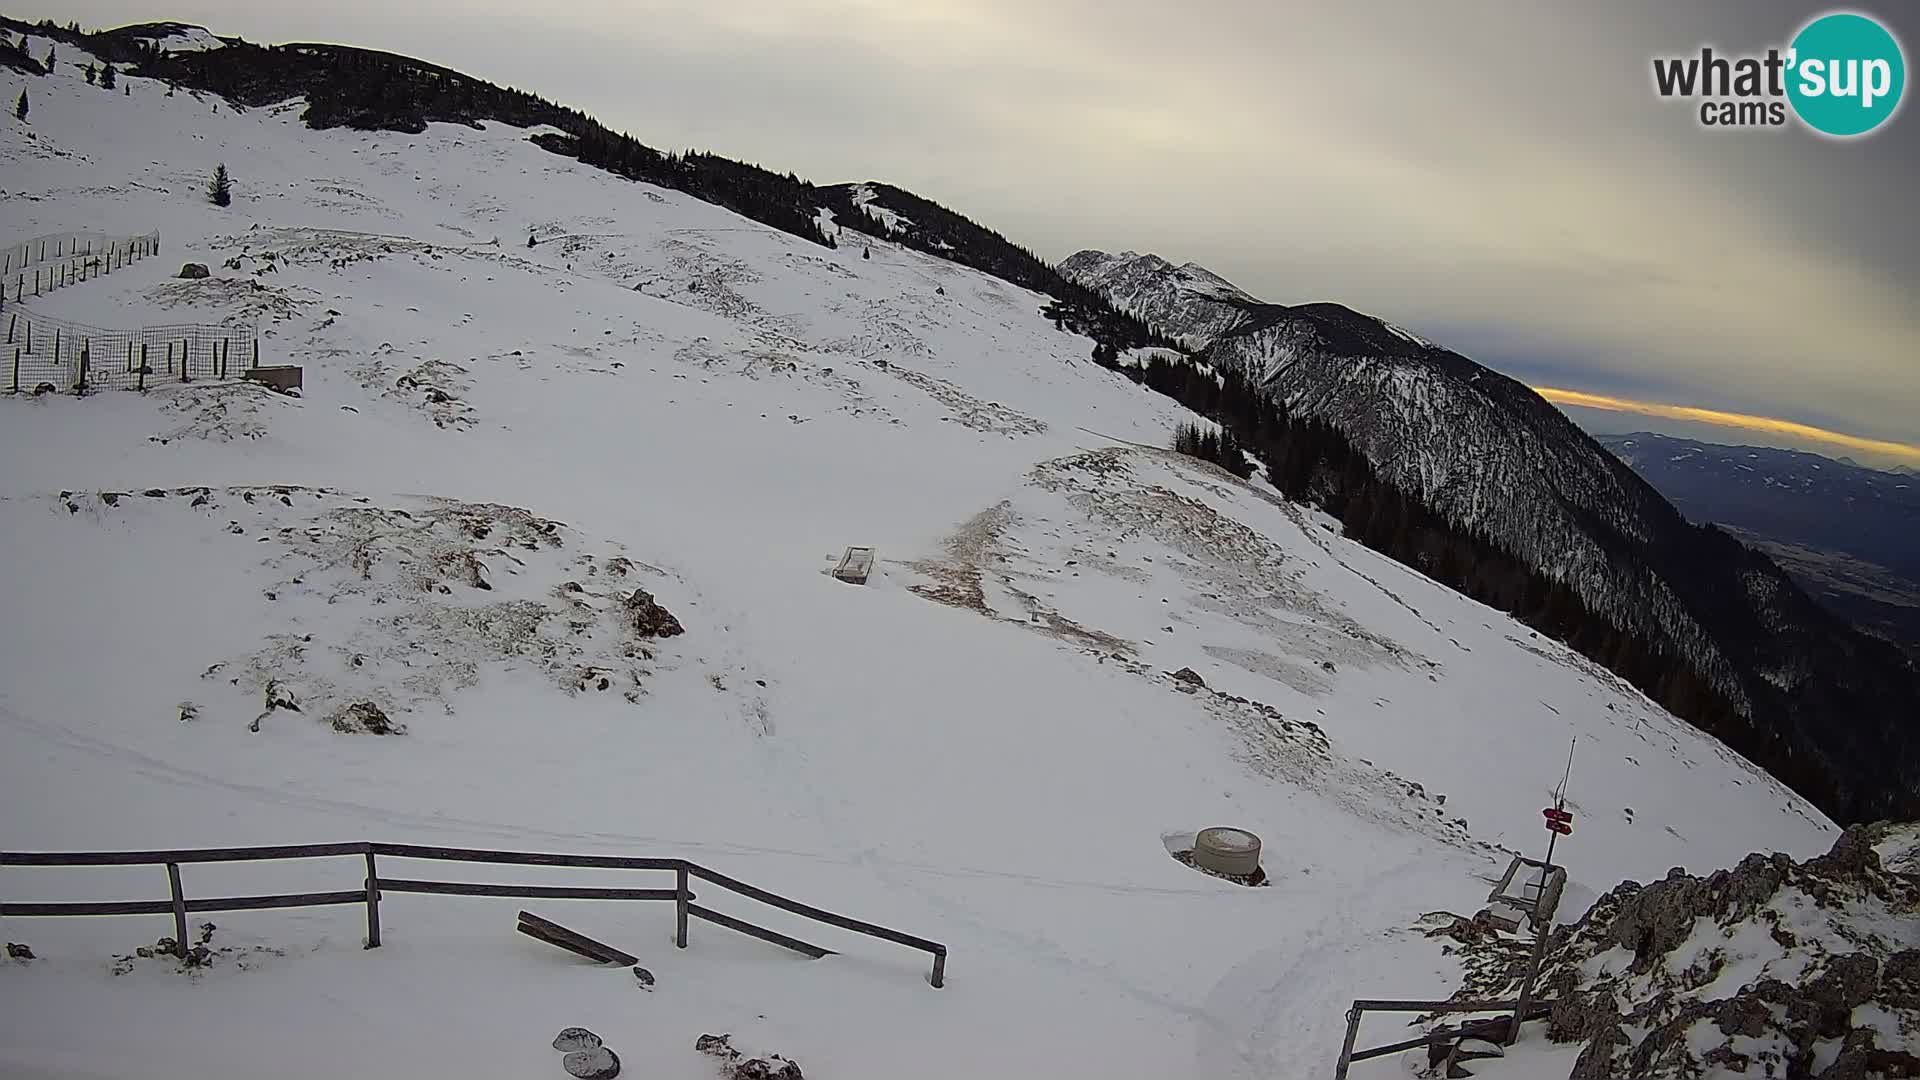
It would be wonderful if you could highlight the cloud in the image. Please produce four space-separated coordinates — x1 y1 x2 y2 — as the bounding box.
1535 387 1920 465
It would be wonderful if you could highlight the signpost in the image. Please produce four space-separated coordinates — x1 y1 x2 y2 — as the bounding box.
1509 738 1577 1046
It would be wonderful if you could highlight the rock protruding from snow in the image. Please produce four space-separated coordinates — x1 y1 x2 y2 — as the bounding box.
552 1029 602 1054
624 588 685 638
1457 823 1920 1079
695 1034 804 1080
562 1048 620 1079
330 700 396 736
178 263 210 279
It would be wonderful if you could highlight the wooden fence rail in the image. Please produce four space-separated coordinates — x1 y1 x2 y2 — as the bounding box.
0 841 946 988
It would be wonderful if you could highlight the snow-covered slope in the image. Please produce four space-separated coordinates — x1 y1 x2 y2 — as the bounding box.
0 30 1836 1080
1058 249 1920 828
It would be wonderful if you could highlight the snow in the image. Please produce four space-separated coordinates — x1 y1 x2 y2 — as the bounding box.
146 25 228 53
0 37 1839 1080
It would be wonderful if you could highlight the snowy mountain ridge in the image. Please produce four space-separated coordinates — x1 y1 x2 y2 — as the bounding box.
0 21 1865 1080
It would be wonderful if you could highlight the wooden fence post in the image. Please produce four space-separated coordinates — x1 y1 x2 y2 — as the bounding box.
251 338 259 370
127 342 134 373
364 850 382 948
675 864 689 948
6 313 13 343
1332 1004 1362 1080
221 338 230 379
181 339 189 383
165 863 190 959
10 348 18 393
931 947 946 988
78 342 89 393
138 344 147 391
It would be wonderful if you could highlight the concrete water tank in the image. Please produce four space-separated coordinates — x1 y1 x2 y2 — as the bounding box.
1193 827 1262 877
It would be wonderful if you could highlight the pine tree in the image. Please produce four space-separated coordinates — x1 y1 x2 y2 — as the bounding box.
100 63 116 90
207 163 232 207
14 88 26 122
85 62 96 85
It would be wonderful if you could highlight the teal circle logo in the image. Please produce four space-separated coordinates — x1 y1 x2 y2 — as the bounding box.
1787 12 1906 136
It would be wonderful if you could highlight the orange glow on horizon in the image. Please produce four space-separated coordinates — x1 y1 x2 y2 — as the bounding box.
1533 387 1920 466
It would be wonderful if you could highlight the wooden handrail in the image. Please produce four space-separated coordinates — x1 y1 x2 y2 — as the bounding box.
1 841 370 866
0 841 946 987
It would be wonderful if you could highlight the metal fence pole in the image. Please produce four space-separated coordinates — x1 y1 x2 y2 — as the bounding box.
165 863 190 959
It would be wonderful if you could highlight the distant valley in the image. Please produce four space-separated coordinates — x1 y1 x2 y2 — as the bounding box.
1600 432 1920 654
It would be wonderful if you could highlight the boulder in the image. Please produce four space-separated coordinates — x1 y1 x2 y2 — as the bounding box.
178 263 210 279
552 1028 602 1054
331 700 397 735
562 1047 620 1079
1170 667 1206 687
624 589 684 638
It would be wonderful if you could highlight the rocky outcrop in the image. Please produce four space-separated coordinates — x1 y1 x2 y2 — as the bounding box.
624 589 684 638
178 262 210 279
1448 824 1920 1078
696 1034 803 1080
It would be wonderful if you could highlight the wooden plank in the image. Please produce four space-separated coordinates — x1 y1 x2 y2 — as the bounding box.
516 920 635 965
380 878 680 902
364 852 381 949
166 863 189 959
675 864 689 949
515 910 638 966
186 890 369 913
0 842 370 866
373 843 681 871
686 903 833 959
6 891 368 918
2 899 176 917
688 865 944 955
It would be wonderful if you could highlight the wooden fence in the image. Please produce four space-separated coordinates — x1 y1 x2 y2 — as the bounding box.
3 307 260 393
0 230 162 306
0 841 947 988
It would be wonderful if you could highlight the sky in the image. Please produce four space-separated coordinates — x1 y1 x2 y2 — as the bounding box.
27 0 1920 465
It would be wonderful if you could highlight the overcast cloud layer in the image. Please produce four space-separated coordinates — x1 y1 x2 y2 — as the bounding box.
36 0 1920 455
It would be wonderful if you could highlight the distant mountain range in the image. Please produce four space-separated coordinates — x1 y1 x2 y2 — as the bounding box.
1600 432 1920 653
